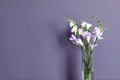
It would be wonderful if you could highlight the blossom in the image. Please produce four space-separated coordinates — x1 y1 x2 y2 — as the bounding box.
78 29 92 43
81 31 92 43
92 35 97 42
93 27 103 40
78 28 83 35
68 17 107 51
69 34 77 41
71 26 78 34
90 44 98 50
76 38 84 46
69 34 83 46
81 21 92 29
81 21 86 27
69 22 74 27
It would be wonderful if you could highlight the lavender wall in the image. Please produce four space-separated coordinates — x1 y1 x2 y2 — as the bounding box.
0 0 120 80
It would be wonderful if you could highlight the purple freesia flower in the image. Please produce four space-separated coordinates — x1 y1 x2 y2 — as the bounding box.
69 34 83 46
69 34 77 41
90 44 98 50
81 31 92 43
76 38 83 46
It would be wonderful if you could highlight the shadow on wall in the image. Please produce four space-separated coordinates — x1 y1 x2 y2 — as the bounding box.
58 29 77 80
51 21 80 80
58 29 80 80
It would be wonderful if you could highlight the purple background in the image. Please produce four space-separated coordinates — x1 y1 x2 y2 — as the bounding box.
0 0 120 80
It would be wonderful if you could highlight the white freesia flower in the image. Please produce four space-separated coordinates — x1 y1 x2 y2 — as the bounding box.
93 27 103 40
70 22 74 27
78 28 83 35
71 26 78 34
81 21 86 27
81 21 92 29
86 23 92 29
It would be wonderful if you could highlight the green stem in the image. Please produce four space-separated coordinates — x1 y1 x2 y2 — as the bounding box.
84 71 90 80
82 49 94 80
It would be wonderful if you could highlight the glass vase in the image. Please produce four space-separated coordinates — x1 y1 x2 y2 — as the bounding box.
82 70 94 80
81 49 94 80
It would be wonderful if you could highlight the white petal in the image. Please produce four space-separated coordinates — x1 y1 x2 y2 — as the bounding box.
71 27 75 32
86 23 92 29
70 22 74 27
87 34 91 43
78 28 83 35
81 21 86 27
71 26 78 34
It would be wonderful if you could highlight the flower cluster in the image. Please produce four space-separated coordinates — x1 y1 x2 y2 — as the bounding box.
68 17 106 51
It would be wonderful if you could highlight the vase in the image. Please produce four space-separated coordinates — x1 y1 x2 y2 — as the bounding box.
81 49 94 80
82 70 94 80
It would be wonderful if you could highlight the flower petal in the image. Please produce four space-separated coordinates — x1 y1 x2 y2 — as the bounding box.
70 22 74 27
90 44 98 50
78 28 83 35
76 38 83 46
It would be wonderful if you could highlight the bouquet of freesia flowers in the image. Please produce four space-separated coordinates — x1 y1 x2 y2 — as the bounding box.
67 16 107 80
